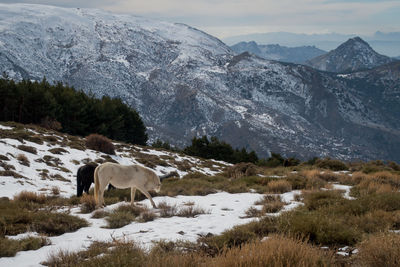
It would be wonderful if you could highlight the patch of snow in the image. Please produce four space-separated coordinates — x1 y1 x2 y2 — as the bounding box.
0 124 14 130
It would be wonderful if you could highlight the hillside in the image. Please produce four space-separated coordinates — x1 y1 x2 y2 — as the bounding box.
0 4 399 162
2 122 400 266
306 37 394 73
0 122 227 198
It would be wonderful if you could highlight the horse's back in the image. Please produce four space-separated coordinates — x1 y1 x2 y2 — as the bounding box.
97 163 147 188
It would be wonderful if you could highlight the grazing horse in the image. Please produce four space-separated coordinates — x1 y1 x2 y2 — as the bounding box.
94 162 169 208
76 163 114 197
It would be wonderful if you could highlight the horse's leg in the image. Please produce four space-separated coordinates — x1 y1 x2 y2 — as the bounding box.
139 188 157 208
99 181 108 207
77 176 83 197
83 179 91 194
130 187 136 205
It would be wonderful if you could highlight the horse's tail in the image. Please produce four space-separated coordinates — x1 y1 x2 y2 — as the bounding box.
77 167 83 197
94 165 100 205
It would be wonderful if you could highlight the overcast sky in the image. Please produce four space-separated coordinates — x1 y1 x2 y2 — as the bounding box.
1 1 399 38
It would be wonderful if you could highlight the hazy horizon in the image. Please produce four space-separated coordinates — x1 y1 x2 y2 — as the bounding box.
0 1 399 40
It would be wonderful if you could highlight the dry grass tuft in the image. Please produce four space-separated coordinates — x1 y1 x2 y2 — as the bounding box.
80 194 96 213
177 206 209 218
0 236 50 257
17 154 30 167
14 191 48 204
158 201 178 218
266 180 292 193
17 145 37 154
357 232 400 267
226 163 257 179
210 235 334 267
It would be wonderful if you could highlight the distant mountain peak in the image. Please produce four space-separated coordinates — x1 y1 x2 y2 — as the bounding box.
306 37 394 73
230 41 326 63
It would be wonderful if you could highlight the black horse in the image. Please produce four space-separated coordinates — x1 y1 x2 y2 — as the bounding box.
77 163 114 197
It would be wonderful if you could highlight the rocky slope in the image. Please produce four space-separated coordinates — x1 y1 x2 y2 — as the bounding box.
230 41 326 63
0 4 399 161
306 37 394 73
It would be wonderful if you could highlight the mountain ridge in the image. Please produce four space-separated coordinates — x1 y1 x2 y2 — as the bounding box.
0 4 399 161
230 41 326 63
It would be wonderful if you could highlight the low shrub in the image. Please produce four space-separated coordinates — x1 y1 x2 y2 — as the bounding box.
0 170 26 178
32 212 88 236
140 210 157 222
315 158 348 171
85 134 115 155
302 190 345 211
105 204 145 228
51 186 60 196
48 147 68 154
244 206 264 217
91 210 109 219
105 211 135 228
17 145 37 154
278 209 362 246
0 236 50 257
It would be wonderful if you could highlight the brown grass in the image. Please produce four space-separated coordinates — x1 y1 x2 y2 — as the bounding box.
158 201 178 218
226 163 257 179
14 191 48 204
209 235 334 267
0 236 50 257
80 194 96 213
0 170 26 178
177 206 209 218
266 180 292 193
17 145 37 154
48 147 68 155
356 232 400 267
17 154 30 167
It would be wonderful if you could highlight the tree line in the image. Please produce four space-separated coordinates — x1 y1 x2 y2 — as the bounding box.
0 78 147 145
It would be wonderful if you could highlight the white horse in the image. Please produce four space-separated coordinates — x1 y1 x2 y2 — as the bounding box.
94 162 171 208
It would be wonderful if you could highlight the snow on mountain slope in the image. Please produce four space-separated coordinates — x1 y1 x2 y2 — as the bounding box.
0 4 399 162
0 122 226 198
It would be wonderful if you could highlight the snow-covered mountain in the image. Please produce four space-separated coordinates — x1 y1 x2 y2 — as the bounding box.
0 4 399 162
230 41 326 63
306 37 394 73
